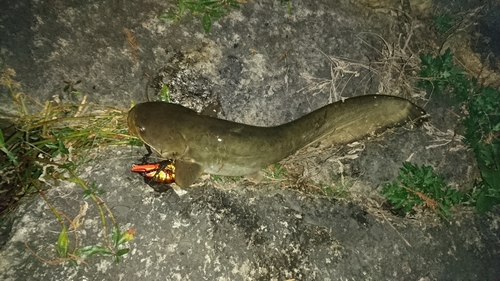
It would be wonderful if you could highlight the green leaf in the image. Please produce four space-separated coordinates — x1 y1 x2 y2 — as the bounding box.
45 143 59 149
0 145 19 166
481 167 500 190
475 190 497 214
403 202 413 213
178 1 186 15
201 0 221 6
440 205 451 217
160 85 170 102
230 1 240 8
112 225 120 247
116 248 130 256
434 14 454 33
202 13 212 33
184 1 204 12
56 226 69 258
158 12 178 22
420 53 432 66
82 189 92 199
58 140 69 154
75 245 113 259
394 200 404 209
60 162 76 169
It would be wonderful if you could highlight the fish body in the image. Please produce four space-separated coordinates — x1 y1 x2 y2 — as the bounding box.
128 95 426 187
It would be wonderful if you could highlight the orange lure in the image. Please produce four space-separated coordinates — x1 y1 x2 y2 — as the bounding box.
130 161 176 184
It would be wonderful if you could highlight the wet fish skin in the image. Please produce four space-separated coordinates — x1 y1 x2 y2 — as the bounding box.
128 95 426 187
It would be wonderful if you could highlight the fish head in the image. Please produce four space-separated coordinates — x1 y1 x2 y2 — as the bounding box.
127 102 190 159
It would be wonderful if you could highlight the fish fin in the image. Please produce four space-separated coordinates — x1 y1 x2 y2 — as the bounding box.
245 171 263 184
174 159 204 188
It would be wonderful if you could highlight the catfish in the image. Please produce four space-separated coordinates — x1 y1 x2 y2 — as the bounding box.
128 95 426 187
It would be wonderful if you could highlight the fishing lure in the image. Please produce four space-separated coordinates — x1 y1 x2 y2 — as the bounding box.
130 160 176 184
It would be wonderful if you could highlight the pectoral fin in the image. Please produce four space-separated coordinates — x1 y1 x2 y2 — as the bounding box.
245 171 264 184
174 159 204 188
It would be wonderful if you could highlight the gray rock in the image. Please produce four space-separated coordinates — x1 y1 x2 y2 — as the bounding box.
1 0 499 280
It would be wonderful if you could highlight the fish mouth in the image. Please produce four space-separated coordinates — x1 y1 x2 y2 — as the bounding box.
127 106 141 138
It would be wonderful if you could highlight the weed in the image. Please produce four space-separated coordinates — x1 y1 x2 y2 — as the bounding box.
0 68 139 265
382 162 467 217
83 182 106 199
0 129 18 166
382 162 467 218
158 0 240 33
319 182 349 198
417 49 500 213
159 84 171 102
463 86 500 213
268 163 286 179
418 48 472 102
27 182 135 266
433 13 455 33
63 78 83 97
280 0 292 15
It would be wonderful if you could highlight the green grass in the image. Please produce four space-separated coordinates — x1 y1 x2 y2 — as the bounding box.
158 0 294 33
433 13 455 33
159 84 171 102
382 162 468 218
318 181 349 198
0 68 140 265
463 86 500 213
418 48 473 102
383 48 500 216
158 0 240 33
420 49 500 213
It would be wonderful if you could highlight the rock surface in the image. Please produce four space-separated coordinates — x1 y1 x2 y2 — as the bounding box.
1 0 499 280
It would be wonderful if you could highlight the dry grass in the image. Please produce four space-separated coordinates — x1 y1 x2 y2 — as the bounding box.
0 68 138 218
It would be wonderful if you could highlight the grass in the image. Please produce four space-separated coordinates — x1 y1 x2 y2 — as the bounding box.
419 49 500 213
382 162 468 219
317 180 350 198
0 68 140 265
383 48 500 216
157 0 293 33
158 0 240 33
433 13 455 33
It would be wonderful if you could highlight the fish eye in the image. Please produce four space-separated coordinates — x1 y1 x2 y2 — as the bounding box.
138 126 146 132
